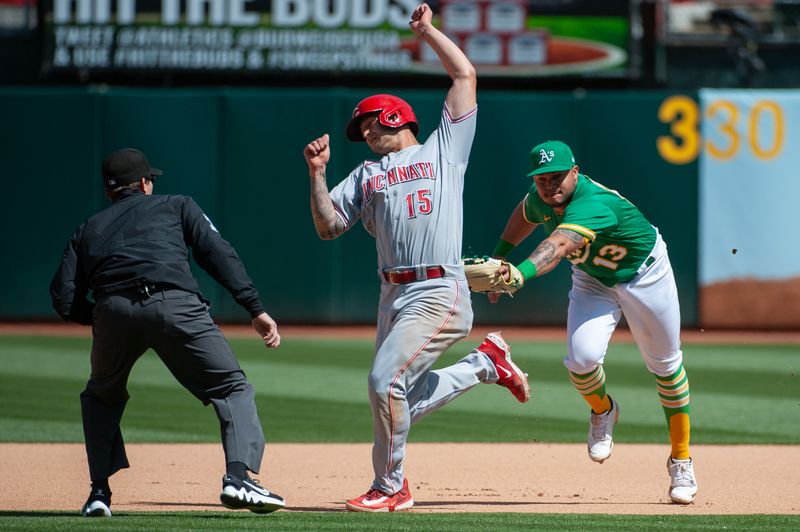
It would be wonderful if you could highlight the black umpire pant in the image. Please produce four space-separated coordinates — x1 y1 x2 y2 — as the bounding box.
81 287 265 481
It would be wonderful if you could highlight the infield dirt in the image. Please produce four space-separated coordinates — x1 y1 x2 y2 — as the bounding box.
3 323 798 515
2 442 799 514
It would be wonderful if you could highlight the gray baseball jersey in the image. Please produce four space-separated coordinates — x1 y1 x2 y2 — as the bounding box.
330 105 476 274
328 105 506 495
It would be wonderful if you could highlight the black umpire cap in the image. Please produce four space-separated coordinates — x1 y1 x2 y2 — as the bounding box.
102 148 163 188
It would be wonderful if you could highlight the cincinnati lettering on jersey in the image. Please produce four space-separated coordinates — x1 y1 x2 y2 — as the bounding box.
362 162 436 202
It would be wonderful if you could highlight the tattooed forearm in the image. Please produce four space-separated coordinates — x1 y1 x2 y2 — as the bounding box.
309 174 345 240
527 229 587 277
529 240 559 273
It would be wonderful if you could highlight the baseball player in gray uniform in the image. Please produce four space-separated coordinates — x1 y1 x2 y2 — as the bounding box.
303 3 531 513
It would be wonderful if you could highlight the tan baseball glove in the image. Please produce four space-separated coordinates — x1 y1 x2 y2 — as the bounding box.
462 257 525 295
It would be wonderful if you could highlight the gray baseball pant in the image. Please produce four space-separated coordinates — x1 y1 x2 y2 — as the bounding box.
81 288 265 480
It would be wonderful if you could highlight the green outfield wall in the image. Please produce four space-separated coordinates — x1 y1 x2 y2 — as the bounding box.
0 88 698 325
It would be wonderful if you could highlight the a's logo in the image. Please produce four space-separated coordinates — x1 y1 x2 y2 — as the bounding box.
544 215 551 222
539 149 555 164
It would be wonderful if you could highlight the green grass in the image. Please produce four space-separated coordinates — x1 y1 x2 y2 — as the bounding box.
0 511 798 531
0 334 798 526
0 334 798 444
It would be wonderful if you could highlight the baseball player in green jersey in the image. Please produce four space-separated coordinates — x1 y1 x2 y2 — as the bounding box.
490 140 698 504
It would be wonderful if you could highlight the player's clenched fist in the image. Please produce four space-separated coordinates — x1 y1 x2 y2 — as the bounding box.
409 3 432 35
304 133 331 173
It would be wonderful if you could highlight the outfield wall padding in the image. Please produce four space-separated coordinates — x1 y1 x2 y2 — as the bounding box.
0 88 698 325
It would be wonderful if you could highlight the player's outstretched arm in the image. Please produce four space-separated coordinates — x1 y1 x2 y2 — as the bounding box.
491 228 585 302
492 228 587 302
409 3 476 118
518 229 587 278
304 133 345 240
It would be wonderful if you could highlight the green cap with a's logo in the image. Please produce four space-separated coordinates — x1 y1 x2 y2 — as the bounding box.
527 140 576 176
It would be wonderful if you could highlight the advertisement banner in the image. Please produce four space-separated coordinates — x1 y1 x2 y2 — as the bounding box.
699 89 800 328
43 0 630 78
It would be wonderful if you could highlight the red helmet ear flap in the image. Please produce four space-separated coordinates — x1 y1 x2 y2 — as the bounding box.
346 94 419 142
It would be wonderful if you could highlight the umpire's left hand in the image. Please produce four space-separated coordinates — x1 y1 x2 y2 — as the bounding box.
252 312 281 348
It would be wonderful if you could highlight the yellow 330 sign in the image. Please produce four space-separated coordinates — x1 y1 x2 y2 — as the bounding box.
657 95 785 164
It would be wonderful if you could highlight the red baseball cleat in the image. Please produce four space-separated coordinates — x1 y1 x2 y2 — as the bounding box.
345 478 414 512
478 331 531 403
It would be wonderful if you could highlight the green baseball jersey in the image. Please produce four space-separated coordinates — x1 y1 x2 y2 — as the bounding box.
523 174 656 286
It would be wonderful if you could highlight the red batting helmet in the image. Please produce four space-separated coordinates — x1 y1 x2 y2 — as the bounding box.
345 94 419 142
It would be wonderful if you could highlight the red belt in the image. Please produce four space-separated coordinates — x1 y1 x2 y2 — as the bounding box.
383 266 445 285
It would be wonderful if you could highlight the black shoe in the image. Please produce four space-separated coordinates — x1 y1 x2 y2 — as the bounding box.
220 474 285 513
82 487 112 517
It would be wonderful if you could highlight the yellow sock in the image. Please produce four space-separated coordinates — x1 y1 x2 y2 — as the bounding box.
583 393 611 414
569 367 611 414
656 365 692 460
669 413 691 460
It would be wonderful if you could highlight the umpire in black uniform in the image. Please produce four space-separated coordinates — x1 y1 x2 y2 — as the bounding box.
51 148 284 517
